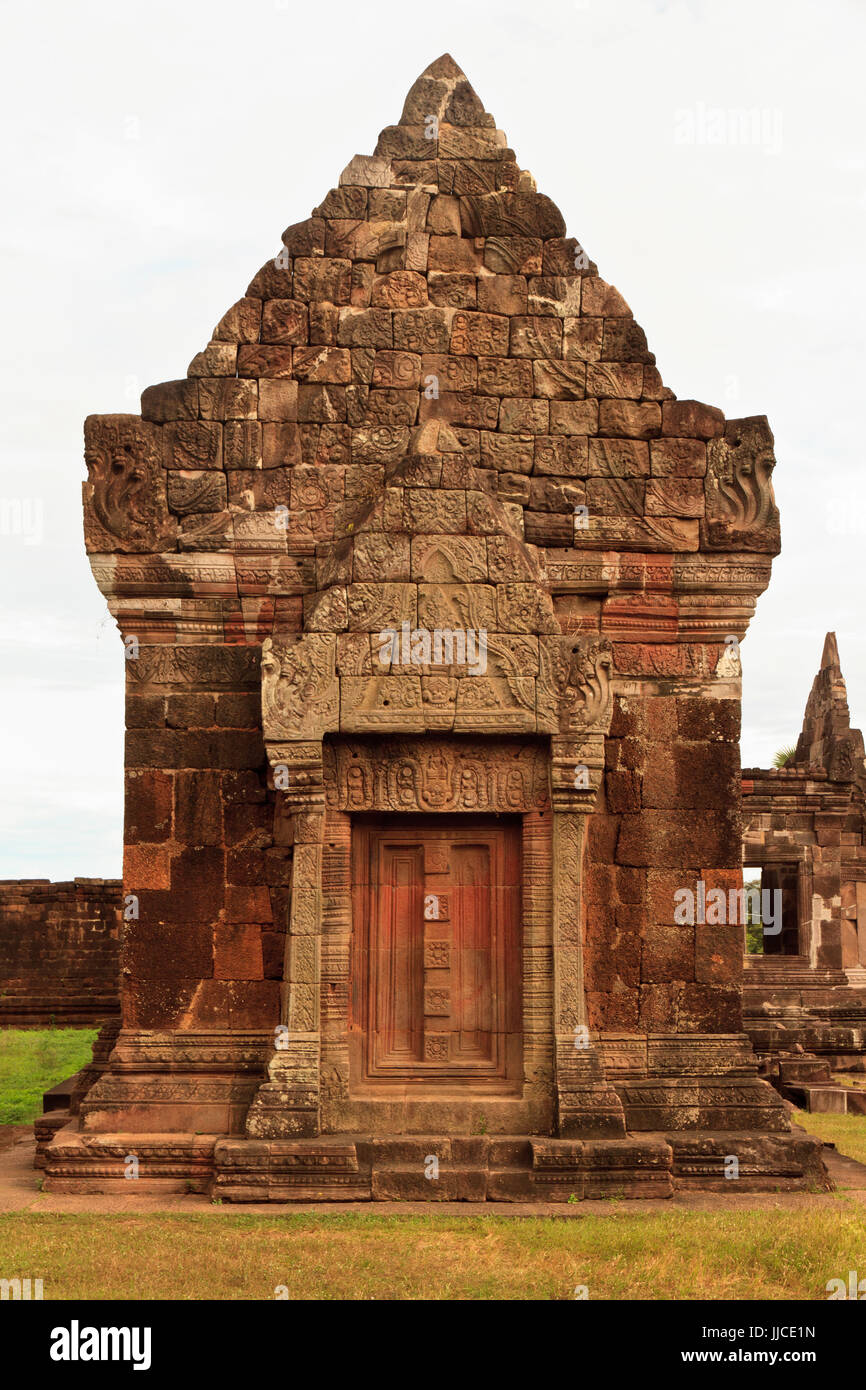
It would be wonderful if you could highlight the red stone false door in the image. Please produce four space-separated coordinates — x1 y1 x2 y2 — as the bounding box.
351 817 522 1086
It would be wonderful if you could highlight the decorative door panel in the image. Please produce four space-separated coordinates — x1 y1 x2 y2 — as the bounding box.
374 841 424 1069
351 816 521 1084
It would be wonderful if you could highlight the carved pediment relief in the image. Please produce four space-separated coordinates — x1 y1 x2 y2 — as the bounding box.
263 623 615 759
261 405 617 762
411 535 489 583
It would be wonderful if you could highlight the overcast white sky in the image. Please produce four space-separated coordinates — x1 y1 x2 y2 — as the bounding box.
0 0 864 878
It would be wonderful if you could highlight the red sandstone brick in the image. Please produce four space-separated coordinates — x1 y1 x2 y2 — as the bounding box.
605 769 641 813
124 843 171 890
175 771 222 846
125 695 165 729
647 868 699 926
617 810 740 868
637 983 678 1031
125 918 213 979
601 318 653 363
428 272 476 307
598 400 661 439
214 297 262 343
650 438 707 477
676 698 740 743
141 380 197 422
428 236 482 272
580 279 630 316
223 801 271 847
645 478 704 517
695 924 743 984
677 983 741 1033
124 770 172 843
213 923 264 980
641 925 695 983
227 981 280 1028
476 275 527 315
588 989 640 1031
238 346 294 379
124 977 201 1029
214 693 260 728
661 399 725 439
260 299 308 345
261 929 286 979
166 695 215 730
225 884 273 924
169 846 225 916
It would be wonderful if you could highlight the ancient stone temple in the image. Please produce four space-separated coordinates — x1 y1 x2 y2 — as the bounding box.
46 54 827 1198
743 633 866 1097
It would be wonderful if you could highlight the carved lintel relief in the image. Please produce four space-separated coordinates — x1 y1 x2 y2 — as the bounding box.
703 416 780 553
83 415 176 554
324 738 550 813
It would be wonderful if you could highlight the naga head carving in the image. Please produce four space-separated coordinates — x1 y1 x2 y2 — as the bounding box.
261 634 339 742
83 415 173 553
566 636 614 728
704 416 780 553
543 634 614 733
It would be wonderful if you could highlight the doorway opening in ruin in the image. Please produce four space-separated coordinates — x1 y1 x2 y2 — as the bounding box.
743 862 801 956
349 815 523 1089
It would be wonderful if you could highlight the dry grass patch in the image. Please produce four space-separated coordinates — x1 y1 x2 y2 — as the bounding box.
0 1207 863 1300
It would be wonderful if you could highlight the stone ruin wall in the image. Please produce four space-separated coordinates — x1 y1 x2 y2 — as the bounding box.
0 879 121 1027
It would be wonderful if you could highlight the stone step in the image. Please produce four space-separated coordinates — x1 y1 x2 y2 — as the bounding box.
778 1058 833 1085
43 1127 830 1200
371 1164 488 1201
782 1083 849 1114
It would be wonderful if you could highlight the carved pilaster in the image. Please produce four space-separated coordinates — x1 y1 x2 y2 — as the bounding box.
549 637 625 1137
245 802 326 1139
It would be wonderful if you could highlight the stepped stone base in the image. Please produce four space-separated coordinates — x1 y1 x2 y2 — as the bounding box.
43 1127 216 1193
34 1111 73 1169
43 1127 829 1201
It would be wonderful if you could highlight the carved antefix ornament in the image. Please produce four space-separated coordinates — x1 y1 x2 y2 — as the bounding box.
83 415 175 553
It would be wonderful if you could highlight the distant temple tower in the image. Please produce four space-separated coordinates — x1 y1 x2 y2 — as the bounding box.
744 633 866 1084
49 55 826 1198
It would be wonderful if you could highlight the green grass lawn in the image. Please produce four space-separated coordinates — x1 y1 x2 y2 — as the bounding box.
796 1109 866 1166
0 1208 863 1299
0 1029 97 1125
